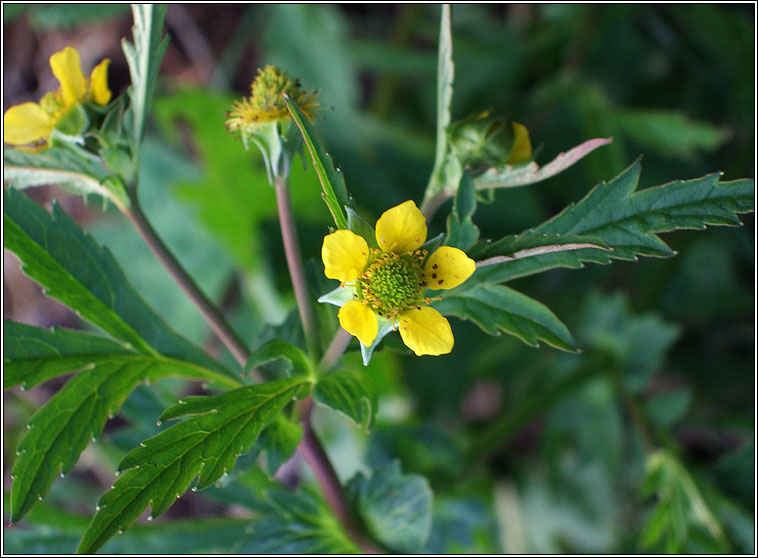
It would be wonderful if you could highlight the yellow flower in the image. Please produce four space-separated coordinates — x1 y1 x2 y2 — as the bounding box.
3 46 111 150
321 200 476 357
225 65 319 136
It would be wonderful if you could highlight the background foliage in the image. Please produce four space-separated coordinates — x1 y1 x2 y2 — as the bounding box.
3 4 754 554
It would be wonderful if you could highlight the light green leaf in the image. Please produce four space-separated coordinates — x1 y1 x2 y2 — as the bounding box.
474 137 612 190
433 283 576 351
616 108 728 160
3 188 227 376
471 160 754 285
348 461 433 553
313 368 376 429
641 450 726 553
121 4 169 158
284 93 351 229
255 415 303 477
445 168 479 251
76 377 310 554
4 147 129 210
243 487 360 554
422 3 455 204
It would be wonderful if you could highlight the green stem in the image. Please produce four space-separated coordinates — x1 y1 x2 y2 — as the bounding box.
124 191 251 367
467 365 607 464
274 174 320 359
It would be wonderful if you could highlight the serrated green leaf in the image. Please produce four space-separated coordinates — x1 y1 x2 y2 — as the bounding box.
3 189 228 376
9 346 238 524
242 487 360 554
284 94 351 229
244 339 314 379
471 160 754 285
433 283 576 351
4 147 129 210
255 415 303 477
121 4 169 158
3 321 132 389
348 461 433 553
446 168 479 250
313 368 376 429
76 377 310 554
3 493 259 554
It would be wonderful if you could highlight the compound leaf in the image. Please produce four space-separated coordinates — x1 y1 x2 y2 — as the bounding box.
471 160 754 285
76 377 310 554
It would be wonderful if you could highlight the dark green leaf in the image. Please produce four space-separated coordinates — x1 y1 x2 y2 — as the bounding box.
446 168 479 251
313 368 376 429
3 188 228 376
241 487 360 554
9 350 237 524
244 339 314 378
256 415 303 477
472 160 754 285
346 206 378 248
284 94 351 229
348 461 433 553
433 283 576 351
77 377 311 554
3 321 132 389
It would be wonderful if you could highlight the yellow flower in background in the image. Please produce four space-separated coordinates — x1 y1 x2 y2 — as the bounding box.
3 46 111 150
225 65 320 136
321 201 476 357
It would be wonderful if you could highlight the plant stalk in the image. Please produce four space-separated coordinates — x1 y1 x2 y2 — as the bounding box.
124 192 251 366
274 174 320 359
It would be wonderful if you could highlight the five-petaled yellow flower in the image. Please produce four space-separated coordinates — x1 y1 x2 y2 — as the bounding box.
4 46 111 151
322 200 476 357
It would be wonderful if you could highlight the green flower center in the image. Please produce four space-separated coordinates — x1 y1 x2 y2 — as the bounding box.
359 253 424 318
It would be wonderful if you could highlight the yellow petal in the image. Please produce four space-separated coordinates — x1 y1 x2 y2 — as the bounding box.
50 47 86 106
339 300 378 346
375 200 427 254
398 307 453 356
423 246 476 290
3 102 53 145
322 230 369 282
89 58 111 105
505 121 532 164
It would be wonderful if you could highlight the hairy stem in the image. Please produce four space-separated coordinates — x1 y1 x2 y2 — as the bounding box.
274 174 320 358
124 192 251 366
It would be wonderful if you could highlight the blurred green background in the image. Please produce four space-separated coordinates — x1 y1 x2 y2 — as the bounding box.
3 4 754 554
